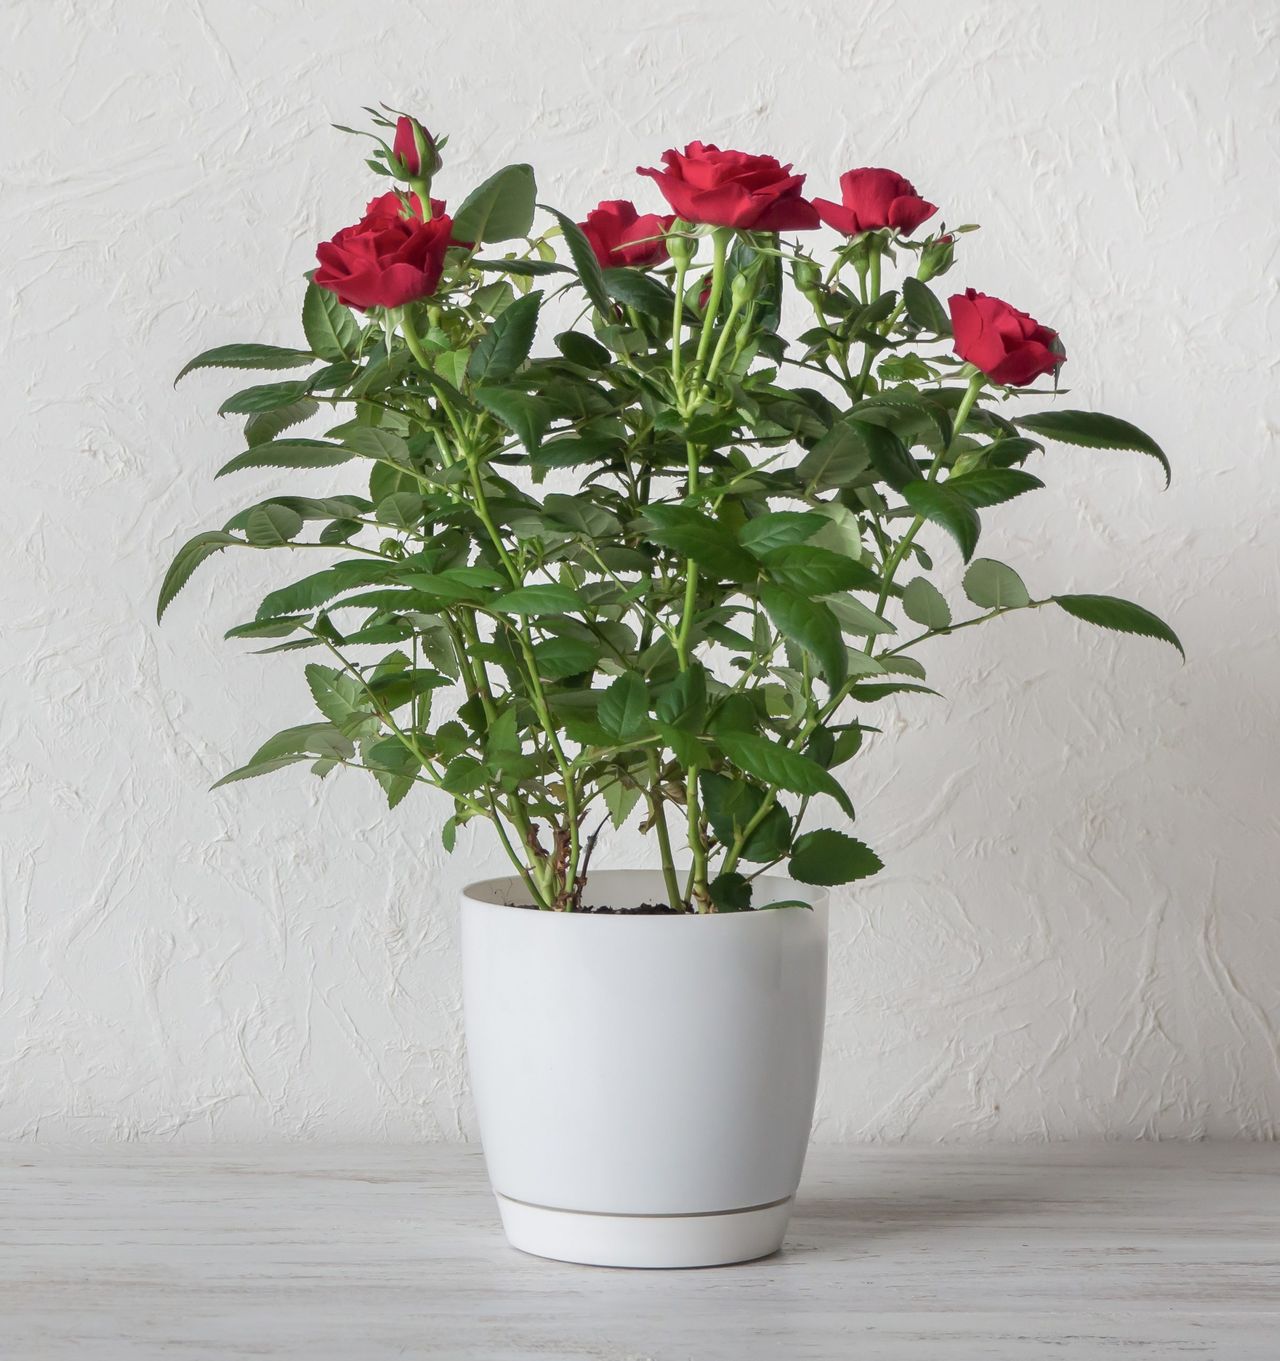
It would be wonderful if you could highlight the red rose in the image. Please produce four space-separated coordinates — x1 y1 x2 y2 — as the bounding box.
637 141 818 231
315 194 454 311
948 288 1064 386
813 168 937 236
578 199 674 268
392 116 437 178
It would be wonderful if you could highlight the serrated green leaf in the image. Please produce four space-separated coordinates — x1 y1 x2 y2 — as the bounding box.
901 277 952 336
492 584 582 616
217 439 353 478
789 829 883 885
760 586 847 687
541 205 612 315
708 871 753 912
244 398 319 446
963 558 1031 609
901 481 981 561
947 468 1044 509
762 544 868 595
715 730 853 817
823 592 897 637
601 267 677 317
1053 594 1183 657
453 164 537 244
468 290 542 383
245 503 304 547
1015 410 1171 486
218 381 312 416
474 385 551 451
739 511 826 556
599 671 648 740
302 283 361 360
156 530 240 621
902 577 951 629
176 343 314 384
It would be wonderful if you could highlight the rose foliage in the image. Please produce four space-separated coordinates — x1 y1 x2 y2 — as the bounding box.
161 110 1180 912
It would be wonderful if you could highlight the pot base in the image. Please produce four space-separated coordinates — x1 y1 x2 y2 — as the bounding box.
494 1192 793 1269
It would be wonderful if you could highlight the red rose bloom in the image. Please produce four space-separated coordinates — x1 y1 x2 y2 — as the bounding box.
392 116 436 177
578 199 674 268
315 194 454 311
948 288 1064 386
813 168 937 236
637 141 819 231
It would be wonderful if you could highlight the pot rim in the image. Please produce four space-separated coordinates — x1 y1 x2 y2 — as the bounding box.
462 868 828 916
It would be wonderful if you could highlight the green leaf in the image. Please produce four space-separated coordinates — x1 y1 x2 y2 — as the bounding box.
901 481 981 561
532 636 599 680
555 331 612 369
343 427 413 464
156 530 239 621
375 491 424 529
473 257 570 277
603 778 643 830
211 754 309 788
716 730 854 817
540 205 612 315
963 558 1031 609
656 666 707 728
789 829 883 885
760 586 847 687
492 584 582 617
245 503 304 547
218 381 312 415
1015 410 1171 487
822 592 897 638
708 872 753 912
796 420 873 491
468 290 542 383
601 267 677 318
599 671 649 740
474 386 550 451
762 545 868 596
453 163 537 244
947 468 1044 509
902 578 951 630
542 492 621 537
644 506 758 581
176 343 314 384
302 283 361 360
739 511 825 557
244 398 319 446
217 439 353 478
305 663 378 737
809 503 864 559
1053 594 1183 657
699 771 791 863
255 560 399 620
901 277 952 336
364 737 419 809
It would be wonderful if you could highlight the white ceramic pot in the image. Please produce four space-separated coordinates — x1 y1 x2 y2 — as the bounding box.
460 870 829 1268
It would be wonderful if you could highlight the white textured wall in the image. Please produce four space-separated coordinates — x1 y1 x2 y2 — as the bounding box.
2 0 1277 1142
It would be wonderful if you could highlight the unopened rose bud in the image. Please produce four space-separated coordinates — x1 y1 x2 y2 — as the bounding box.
666 223 695 265
730 271 753 307
392 115 442 182
793 258 821 296
917 233 955 283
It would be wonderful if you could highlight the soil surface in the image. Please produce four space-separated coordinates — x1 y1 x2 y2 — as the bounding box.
510 901 682 915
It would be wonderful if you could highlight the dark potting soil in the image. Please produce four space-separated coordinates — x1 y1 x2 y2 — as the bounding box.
510 901 683 915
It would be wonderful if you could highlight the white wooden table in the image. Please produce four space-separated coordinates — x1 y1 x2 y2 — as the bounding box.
1 1143 1276 1359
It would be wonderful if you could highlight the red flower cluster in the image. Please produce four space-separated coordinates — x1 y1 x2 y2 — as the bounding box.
637 141 819 232
813 168 936 236
315 192 454 311
578 200 674 269
949 289 1064 387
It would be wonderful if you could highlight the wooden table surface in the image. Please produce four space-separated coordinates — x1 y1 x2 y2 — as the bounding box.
1 1142 1276 1359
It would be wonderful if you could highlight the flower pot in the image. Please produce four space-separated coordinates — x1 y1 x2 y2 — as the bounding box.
460 870 828 1268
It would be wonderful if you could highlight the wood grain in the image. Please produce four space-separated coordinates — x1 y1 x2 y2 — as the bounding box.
1 1143 1276 1358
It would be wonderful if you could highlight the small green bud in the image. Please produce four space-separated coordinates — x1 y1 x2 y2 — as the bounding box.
793 258 821 295
666 226 695 265
730 270 753 306
917 233 955 284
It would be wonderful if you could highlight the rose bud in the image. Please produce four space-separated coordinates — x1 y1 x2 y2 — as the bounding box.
638 142 819 232
813 168 937 237
948 288 1064 387
917 232 955 283
578 200 675 269
391 115 441 181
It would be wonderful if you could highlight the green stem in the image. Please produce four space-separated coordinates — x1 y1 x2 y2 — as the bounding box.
646 752 685 912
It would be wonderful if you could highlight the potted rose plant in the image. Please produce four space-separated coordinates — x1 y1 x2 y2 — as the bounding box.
160 110 1180 1267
